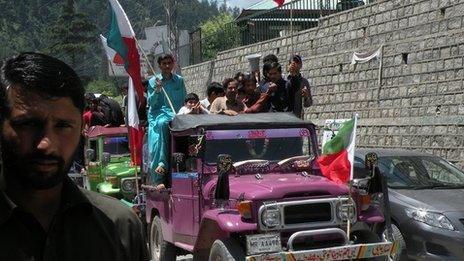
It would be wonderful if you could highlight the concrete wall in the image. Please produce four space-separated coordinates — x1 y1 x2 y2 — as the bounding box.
181 0 464 167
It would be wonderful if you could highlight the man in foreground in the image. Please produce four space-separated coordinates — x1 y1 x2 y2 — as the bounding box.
0 52 148 261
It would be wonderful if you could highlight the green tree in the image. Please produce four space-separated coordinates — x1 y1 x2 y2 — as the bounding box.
200 13 241 60
86 79 119 97
48 0 95 68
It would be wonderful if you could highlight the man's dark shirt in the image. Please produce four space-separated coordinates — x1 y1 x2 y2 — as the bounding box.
100 96 124 127
90 110 107 127
286 73 312 117
258 77 289 112
0 178 148 261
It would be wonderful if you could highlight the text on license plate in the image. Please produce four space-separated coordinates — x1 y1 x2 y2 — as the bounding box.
246 234 281 255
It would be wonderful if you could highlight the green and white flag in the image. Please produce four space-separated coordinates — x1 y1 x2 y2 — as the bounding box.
317 116 358 184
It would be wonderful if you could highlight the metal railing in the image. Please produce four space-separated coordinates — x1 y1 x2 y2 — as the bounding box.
177 0 371 66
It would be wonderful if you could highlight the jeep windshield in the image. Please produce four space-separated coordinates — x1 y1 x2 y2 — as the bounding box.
103 136 130 156
203 128 312 168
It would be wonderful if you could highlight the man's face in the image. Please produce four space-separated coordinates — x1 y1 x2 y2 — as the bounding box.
243 81 256 95
289 61 302 74
1 87 82 190
159 58 174 74
267 68 281 83
225 81 238 100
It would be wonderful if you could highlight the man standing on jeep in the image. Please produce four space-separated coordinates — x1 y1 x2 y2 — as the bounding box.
147 53 186 189
286 55 312 118
0 52 148 261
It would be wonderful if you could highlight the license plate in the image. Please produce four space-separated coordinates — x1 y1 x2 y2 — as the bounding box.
246 233 281 255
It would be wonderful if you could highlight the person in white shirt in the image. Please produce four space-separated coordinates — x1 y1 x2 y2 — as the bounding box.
199 82 225 111
178 92 210 115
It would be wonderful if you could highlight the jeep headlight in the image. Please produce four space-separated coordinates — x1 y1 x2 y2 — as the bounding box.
121 178 135 192
337 200 356 222
406 208 455 231
261 208 281 228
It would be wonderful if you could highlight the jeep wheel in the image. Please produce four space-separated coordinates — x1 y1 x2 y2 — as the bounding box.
209 238 245 261
150 216 176 261
381 224 408 261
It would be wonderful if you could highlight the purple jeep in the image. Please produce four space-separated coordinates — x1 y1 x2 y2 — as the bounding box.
144 113 396 260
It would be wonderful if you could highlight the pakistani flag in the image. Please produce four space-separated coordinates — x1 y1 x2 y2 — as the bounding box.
317 117 357 184
107 0 144 101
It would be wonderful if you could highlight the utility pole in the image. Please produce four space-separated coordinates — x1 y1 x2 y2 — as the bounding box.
163 0 180 70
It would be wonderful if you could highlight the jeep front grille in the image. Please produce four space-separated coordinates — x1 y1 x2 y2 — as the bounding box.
284 203 332 224
258 197 354 231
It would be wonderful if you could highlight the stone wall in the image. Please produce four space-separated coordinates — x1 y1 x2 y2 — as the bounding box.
181 0 464 167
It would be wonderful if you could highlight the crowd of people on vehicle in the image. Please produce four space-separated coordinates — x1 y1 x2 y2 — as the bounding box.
146 53 313 189
176 53 312 117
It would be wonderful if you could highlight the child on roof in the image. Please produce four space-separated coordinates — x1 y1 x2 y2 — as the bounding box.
177 92 210 115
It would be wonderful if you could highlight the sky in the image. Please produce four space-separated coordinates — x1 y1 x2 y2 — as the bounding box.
228 0 263 9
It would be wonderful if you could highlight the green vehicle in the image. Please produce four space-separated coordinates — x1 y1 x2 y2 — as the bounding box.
84 126 140 202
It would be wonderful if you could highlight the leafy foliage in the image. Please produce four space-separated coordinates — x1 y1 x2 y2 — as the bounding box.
86 79 119 97
48 0 95 75
200 13 241 60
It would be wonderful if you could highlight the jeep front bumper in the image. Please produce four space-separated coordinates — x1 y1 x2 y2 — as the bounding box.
247 241 397 260
246 228 398 261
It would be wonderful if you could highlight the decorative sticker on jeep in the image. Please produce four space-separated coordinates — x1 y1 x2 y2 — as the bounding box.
248 130 267 139
171 172 198 179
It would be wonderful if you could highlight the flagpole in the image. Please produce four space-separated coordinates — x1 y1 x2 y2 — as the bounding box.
134 38 177 114
290 0 294 55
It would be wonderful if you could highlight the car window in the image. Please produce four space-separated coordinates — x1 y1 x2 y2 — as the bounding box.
421 158 464 184
103 136 130 156
377 157 419 187
378 156 464 188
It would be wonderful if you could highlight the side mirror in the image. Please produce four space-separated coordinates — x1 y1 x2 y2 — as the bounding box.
85 149 95 162
102 152 111 166
351 177 370 189
214 154 232 202
352 152 381 190
172 153 186 172
364 152 378 173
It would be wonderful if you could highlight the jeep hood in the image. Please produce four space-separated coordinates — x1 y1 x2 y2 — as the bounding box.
106 159 132 176
225 173 348 200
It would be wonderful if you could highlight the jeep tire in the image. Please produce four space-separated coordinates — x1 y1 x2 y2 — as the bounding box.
382 224 408 261
209 238 245 261
150 216 176 261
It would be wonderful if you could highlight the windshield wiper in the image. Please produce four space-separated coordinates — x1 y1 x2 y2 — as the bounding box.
399 184 464 190
430 184 464 189
391 185 435 190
